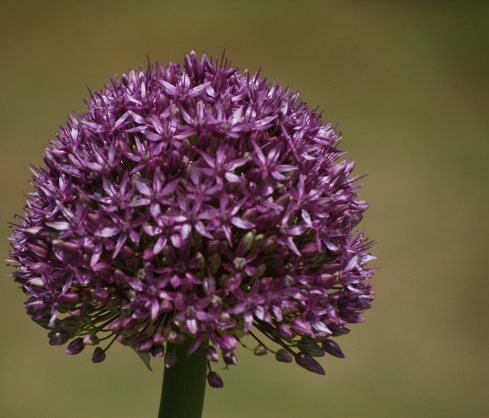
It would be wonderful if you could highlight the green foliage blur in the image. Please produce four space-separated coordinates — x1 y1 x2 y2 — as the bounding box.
1 1 488 417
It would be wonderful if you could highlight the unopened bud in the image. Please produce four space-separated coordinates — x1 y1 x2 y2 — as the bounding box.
91 347 106 363
242 231 255 252
223 351 238 365
152 333 165 345
165 352 178 368
116 334 131 345
207 371 224 388
142 248 155 261
206 240 220 254
203 277 216 296
151 344 165 358
65 338 85 355
83 334 99 346
321 339 345 358
276 323 293 339
34 314 51 329
139 338 153 353
23 226 48 238
204 346 220 362
328 325 351 336
59 317 80 333
295 351 325 375
291 317 312 335
219 334 237 352
120 245 135 259
109 320 123 333
167 332 185 344
296 339 325 357
275 349 293 363
79 314 92 326
60 292 82 304
300 242 319 258
48 329 69 346
63 241 82 252
122 315 137 329
195 252 205 269
254 344 268 356
95 288 111 304
169 150 183 171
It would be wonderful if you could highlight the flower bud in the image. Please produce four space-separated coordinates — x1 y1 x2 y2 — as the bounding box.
206 240 220 254
59 292 82 304
116 334 131 345
339 313 365 323
321 339 345 358
208 253 222 275
94 288 111 304
242 231 255 252
151 344 165 358
91 347 106 363
63 241 82 252
203 277 216 296
275 349 293 363
152 332 165 345
59 317 80 333
204 346 220 363
254 344 268 356
219 334 237 352
34 314 51 329
291 317 312 335
139 338 153 353
65 338 85 355
109 320 123 333
295 351 325 375
276 323 293 339
169 150 183 171
48 329 70 346
83 334 100 346
120 245 135 259
165 352 178 368
122 315 137 329
23 226 48 238
300 242 319 258
296 339 325 357
241 208 257 221
207 371 224 388
223 351 237 365
142 248 155 261
79 314 92 326
167 331 185 344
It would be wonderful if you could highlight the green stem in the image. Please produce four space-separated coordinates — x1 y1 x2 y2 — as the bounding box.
158 337 207 418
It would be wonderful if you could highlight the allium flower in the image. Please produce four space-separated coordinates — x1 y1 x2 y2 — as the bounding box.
8 52 375 386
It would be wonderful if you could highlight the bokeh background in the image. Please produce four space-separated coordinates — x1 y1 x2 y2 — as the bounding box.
1 1 488 417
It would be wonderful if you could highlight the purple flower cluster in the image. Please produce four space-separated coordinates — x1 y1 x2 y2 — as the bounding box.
8 52 375 387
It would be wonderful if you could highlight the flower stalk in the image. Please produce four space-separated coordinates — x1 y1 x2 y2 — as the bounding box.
159 337 207 418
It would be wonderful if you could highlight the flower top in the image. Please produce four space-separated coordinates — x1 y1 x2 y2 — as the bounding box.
8 51 375 386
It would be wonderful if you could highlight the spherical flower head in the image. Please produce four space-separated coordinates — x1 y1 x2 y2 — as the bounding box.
7 51 376 386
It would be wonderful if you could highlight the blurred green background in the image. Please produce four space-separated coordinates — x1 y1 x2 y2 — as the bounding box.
1 1 488 417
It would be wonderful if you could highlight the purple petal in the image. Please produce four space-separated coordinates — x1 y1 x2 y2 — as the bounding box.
96 226 119 237
291 317 312 335
231 217 255 229
45 221 70 231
